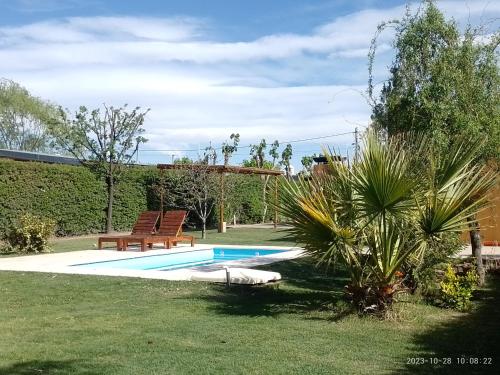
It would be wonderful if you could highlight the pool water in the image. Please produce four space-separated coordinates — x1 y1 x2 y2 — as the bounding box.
72 248 286 271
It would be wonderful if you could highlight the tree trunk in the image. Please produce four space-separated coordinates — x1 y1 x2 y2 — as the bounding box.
106 174 114 234
201 220 207 239
261 193 268 223
469 222 484 285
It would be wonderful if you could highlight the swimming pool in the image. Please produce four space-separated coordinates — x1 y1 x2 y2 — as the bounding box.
72 248 287 271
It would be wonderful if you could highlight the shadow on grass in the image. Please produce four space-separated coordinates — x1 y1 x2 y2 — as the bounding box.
201 257 353 320
395 275 500 374
0 360 102 375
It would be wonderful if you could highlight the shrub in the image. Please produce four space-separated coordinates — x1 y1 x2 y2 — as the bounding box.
278 132 494 314
2 213 56 253
0 159 269 235
406 233 465 296
0 159 106 235
440 264 479 311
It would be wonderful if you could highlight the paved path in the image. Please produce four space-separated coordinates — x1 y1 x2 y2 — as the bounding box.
458 245 500 257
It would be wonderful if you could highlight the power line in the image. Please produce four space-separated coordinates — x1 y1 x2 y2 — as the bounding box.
139 131 355 153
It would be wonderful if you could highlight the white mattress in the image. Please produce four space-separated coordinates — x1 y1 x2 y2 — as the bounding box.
190 267 281 285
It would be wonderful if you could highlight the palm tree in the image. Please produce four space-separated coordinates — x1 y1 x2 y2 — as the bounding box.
278 132 495 313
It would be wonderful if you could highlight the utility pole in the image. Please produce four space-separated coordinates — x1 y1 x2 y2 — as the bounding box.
353 127 360 163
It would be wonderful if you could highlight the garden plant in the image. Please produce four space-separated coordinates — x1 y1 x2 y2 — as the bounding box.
278 131 496 313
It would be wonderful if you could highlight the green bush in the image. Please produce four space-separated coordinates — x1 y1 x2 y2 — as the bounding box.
440 264 479 311
112 166 157 231
0 159 106 235
222 175 268 224
2 213 55 253
0 159 268 235
406 233 465 296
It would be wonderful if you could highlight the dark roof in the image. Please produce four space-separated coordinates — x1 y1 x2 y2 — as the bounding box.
313 155 346 163
0 149 81 166
157 163 283 176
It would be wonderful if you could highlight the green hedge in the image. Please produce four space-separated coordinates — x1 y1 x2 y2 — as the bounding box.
0 159 268 236
0 159 106 235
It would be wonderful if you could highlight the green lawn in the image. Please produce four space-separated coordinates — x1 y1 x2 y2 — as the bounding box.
1 256 499 374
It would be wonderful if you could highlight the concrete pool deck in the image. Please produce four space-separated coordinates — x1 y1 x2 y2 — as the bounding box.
1 244 497 281
0 244 304 280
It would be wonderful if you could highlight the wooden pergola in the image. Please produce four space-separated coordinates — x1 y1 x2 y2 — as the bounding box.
157 163 284 232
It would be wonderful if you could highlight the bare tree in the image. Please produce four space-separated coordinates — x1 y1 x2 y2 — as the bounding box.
53 104 148 233
247 139 281 223
182 164 218 239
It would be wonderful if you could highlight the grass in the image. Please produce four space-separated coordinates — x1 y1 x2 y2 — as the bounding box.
0 227 499 373
0 254 499 374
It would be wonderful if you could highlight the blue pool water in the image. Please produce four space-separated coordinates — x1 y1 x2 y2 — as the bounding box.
72 248 286 271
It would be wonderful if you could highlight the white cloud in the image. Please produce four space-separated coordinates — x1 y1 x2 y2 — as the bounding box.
1 1 498 165
1 2 496 67
67 16 204 41
0 16 203 46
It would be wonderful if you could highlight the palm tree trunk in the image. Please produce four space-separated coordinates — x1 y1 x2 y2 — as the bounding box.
469 221 484 285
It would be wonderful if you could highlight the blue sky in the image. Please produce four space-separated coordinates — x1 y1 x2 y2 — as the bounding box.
1 0 498 171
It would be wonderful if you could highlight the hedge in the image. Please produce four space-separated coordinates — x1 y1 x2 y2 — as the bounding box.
0 159 269 236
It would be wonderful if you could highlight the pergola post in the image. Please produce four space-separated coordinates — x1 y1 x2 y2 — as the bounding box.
274 176 279 229
159 169 164 226
218 172 225 233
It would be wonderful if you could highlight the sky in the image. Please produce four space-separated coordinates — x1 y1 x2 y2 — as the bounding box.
0 0 498 171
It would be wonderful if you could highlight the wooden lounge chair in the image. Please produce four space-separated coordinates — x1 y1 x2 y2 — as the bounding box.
98 211 160 250
121 210 195 251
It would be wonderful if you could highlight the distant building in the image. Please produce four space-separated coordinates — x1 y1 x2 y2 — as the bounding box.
312 155 346 175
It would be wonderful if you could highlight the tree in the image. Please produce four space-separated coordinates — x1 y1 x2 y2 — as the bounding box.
152 171 187 214
0 79 61 152
53 104 148 233
174 156 193 165
221 133 240 166
181 164 218 239
278 131 495 313
269 140 280 166
280 144 293 178
248 138 281 222
301 154 316 174
249 139 267 168
368 0 499 283
203 143 217 165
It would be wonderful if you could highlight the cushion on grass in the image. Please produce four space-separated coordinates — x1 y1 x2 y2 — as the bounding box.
190 267 281 285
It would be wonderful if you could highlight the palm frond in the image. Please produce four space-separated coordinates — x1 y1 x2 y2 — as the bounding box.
418 163 497 236
352 131 415 220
